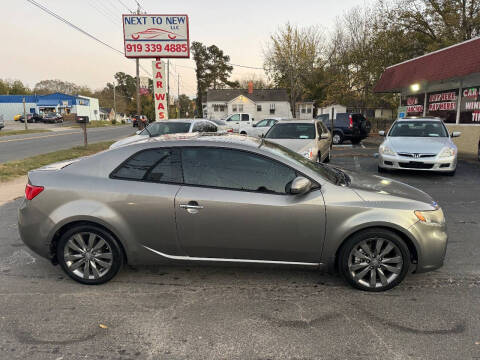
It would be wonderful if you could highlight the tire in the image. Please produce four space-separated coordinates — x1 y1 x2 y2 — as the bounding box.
377 165 386 173
57 224 124 285
332 132 343 145
240 131 247 135
444 170 456 176
338 228 411 292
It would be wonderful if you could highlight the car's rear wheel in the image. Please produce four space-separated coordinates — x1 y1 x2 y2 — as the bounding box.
338 228 410 291
332 132 343 145
57 225 124 285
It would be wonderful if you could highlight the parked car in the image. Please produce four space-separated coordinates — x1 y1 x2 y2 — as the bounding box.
223 113 255 132
43 113 63 123
19 133 447 291
0 115 4 130
378 117 460 176
209 119 229 132
239 118 280 137
132 115 149 127
20 113 44 123
265 120 332 163
318 113 371 145
110 119 218 149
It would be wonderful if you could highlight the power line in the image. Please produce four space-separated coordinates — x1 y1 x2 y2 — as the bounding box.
228 63 264 70
26 0 124 56
116 0 133 12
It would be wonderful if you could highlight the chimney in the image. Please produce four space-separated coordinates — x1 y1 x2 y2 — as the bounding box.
248 81 253 94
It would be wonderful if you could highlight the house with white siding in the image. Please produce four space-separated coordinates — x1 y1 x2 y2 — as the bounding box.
203 88 292 121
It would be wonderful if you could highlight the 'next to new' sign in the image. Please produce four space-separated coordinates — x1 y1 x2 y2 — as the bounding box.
124 16 186 25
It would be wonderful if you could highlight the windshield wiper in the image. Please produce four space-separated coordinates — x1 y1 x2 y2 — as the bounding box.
143 126 152 137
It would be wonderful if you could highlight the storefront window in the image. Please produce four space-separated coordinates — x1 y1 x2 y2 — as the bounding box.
402 94 424 116
460 87 480 124
426 89 458 123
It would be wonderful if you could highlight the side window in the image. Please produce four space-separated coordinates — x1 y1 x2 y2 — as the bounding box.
181 148 297 194
205 123 217 132
228 114 240 122
111 148 182 183
192 122 206 132
316 122 323 135
241 114 250 121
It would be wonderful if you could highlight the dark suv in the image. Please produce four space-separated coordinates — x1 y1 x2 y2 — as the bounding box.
317 113 371 145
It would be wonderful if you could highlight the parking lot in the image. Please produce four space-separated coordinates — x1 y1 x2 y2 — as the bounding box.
1 142 479 360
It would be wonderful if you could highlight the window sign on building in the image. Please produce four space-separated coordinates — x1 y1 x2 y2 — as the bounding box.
460 87 480 124
402 94 424 116
426 89 458 123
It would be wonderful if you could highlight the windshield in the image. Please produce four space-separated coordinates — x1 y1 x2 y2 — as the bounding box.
388 121 448 137
140 122 191 137
266 123 315 139
260 139 342 185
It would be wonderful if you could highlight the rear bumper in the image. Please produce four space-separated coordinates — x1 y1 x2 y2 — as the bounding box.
379 154 457 172
18 198 54 260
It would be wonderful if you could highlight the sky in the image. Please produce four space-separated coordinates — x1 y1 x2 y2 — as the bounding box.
4 0 372 98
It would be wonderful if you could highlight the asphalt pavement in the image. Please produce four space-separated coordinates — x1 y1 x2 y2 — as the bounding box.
0 126 135 163
0 143 479 359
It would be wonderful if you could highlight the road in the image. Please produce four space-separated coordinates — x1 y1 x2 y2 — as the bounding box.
0 143 479 359
0 126 135 163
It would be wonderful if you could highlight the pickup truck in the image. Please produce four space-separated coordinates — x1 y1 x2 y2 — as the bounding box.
317 113 371 145
223 113 254 132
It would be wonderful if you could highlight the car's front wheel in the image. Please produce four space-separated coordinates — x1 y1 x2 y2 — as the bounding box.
338 228 410 291
332 132 343 145
57 224 124 285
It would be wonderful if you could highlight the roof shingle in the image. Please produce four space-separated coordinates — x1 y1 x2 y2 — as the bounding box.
374 37 480 93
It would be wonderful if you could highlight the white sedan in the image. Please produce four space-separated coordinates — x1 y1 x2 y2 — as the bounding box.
110 119 218 149
238 118 281 137
378 117 460 175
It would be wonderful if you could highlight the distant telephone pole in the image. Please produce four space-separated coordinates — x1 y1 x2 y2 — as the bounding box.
22 97 28 130
113 80 116 120
177 74 180 118
167 59 170 118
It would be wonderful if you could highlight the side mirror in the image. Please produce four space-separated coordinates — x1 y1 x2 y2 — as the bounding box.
320 133 329 139
290 176 312 195
451 131 461 138
378 131 385 136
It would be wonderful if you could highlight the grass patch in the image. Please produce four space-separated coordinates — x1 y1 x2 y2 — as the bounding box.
72 120 125 128
0 129 51 137
0 141 114 182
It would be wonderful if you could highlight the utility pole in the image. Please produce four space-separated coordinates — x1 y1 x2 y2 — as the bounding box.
177 74 180 118
113 80 116 121
22 97 28 130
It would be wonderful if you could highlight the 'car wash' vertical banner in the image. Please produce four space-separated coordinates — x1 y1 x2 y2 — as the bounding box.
152 61 168 120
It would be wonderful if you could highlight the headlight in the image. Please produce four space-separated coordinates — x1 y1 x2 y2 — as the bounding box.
302 148 314 159
414 208 445 226
438 147 456 157
379 144 396 156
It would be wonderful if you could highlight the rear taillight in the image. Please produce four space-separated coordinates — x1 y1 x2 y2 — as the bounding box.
227 128 233 133
349 115 353 129
25 184 44 200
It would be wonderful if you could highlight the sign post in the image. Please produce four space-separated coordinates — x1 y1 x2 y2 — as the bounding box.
122 13 190 122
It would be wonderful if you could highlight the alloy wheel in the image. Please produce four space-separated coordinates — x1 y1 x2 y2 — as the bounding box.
332 134 341 145
347 237 403 289
64 232 113 280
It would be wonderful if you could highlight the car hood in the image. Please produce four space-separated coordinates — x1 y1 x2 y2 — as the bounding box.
110 134 148 149
386 137 451 154
266 139 315 153
342 169 436 210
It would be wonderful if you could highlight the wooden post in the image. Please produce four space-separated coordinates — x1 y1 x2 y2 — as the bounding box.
82 122 88 147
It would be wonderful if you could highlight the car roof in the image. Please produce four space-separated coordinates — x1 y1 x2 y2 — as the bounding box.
278 119 316 124
398 117 443 122
152 119 207 124
116 132 263 150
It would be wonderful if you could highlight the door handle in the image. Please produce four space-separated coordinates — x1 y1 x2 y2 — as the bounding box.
180 204 204 210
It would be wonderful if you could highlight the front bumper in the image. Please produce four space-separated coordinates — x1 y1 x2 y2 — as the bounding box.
379 153 457 172
408 219 448 273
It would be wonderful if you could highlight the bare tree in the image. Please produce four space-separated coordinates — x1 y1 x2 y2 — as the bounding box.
264 23 323 118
